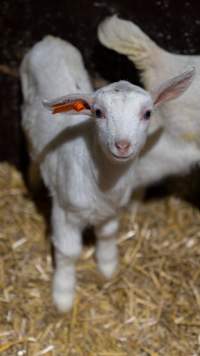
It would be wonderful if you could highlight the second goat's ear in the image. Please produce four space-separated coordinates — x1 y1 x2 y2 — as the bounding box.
152 67 195 107
43 94 94 114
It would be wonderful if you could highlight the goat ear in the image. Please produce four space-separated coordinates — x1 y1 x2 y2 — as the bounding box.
152 68 195 107
43 94 93 114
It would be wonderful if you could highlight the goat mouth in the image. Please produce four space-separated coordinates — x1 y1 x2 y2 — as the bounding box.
111 152 133 161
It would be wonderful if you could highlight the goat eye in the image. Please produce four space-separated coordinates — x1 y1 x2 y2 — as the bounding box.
143 110 152 120
95 109 103 118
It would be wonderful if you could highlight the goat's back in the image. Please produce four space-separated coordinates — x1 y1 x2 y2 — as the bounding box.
20 35 92 102
20 36 93 157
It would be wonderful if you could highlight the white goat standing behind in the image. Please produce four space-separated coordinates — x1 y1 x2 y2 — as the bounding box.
98 16 200 187
20 35 194 312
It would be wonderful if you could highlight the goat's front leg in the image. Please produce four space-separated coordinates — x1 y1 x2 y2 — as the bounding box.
95 218 119 279
51 202 82 312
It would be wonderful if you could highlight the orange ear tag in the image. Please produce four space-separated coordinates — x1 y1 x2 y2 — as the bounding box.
51 100 88 114
73 101 86 112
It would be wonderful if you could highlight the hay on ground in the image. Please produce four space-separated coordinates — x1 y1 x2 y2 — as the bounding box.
0 162 200 355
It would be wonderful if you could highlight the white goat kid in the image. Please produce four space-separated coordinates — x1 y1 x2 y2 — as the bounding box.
20 35 194 312
98 16 200 187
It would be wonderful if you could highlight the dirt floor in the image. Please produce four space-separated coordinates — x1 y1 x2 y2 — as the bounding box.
0 162 200 356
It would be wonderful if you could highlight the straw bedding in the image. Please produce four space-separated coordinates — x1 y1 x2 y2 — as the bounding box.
0 162 200 355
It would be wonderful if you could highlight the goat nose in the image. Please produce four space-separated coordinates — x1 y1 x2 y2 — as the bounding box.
115 140 131 153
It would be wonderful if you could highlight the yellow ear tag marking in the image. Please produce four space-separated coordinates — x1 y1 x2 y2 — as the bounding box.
182 132 200 143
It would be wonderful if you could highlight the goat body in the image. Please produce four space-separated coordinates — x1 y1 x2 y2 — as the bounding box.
20 36 141 311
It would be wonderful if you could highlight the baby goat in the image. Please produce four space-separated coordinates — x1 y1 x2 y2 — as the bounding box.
20 35 194 311
98 16 200 187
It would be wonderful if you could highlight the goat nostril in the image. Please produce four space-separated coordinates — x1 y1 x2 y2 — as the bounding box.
115 140 130 152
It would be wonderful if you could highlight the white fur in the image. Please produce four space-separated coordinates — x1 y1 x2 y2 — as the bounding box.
98 16 200 187
20 35 193 311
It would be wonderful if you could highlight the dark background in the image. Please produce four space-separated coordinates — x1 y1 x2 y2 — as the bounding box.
1 0 200 170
